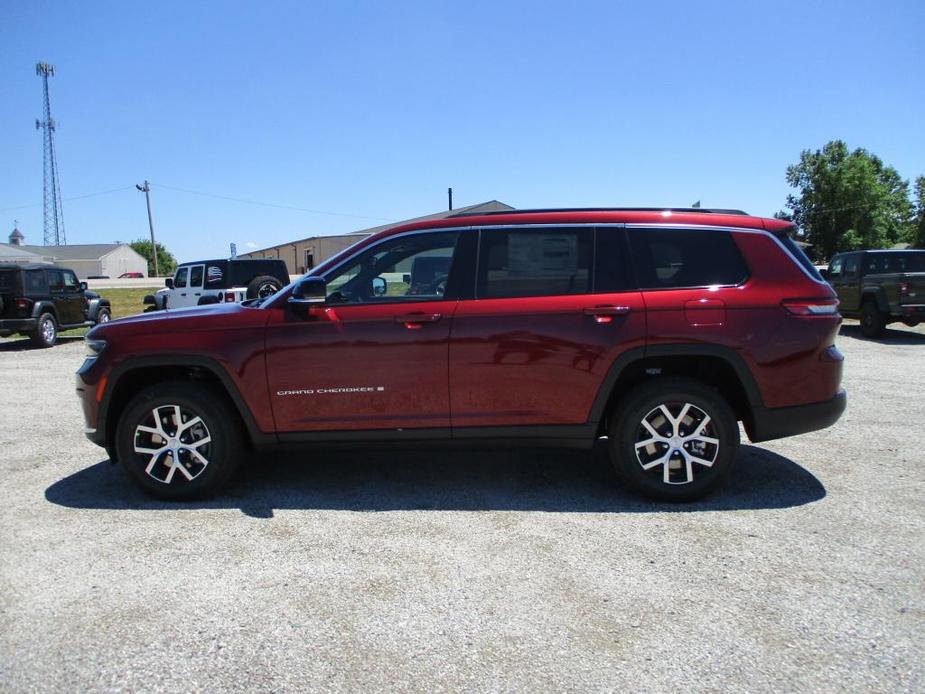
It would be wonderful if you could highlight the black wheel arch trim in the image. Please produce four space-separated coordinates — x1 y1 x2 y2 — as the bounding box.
587 343 765 425
98 354 276 452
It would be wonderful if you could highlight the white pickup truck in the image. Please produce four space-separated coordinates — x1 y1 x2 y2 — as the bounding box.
144 258 289 310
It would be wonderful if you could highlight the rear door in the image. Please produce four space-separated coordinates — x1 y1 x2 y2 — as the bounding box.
448 225 646 430
47 269 83 324
839 253 862 312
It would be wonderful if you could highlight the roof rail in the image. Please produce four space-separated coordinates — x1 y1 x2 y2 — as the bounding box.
448 207 750 218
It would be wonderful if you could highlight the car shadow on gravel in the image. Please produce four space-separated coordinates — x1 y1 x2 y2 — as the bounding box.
45 444 825 518
0 336 84 351
839 323 925 344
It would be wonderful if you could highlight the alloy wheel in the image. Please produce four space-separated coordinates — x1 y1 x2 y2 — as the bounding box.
133 404 212 484
633 402 720 485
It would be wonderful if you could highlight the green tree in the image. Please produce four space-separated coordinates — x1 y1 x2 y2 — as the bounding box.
130 239 177 277
782 140 914 260
914 176 925 249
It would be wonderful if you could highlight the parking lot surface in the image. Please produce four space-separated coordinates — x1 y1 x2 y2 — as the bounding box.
1 323 923 692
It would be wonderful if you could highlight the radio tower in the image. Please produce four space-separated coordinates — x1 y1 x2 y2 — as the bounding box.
35 62 65 246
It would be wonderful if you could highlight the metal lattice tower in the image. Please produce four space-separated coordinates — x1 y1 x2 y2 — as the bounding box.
35 62 65 246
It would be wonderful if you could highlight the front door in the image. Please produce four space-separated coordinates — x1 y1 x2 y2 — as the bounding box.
266 229 465 434
449 226 646 429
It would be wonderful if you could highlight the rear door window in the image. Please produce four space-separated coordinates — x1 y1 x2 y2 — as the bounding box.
189 265 205 288
627 228 749 289
476 227 592 298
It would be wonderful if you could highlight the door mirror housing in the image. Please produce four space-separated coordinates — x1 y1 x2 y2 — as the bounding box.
371 276 387 297
819 268 830 280
165 277 175 289
289 276 327 306
79 281 88 291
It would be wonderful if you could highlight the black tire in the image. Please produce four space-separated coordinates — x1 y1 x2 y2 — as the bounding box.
115 381 244 500
608 377 739 502
860 300 885 338
0 295 4 314
246 275 282 300
30 312 58 348
96 308 111 324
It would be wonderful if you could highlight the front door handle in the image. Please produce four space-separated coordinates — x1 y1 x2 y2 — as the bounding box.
583 305 631 323
395 312 442 329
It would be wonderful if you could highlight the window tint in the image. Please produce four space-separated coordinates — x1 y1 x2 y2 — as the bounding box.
63 271 79 290
774 232 823 281
324 231 460 304
48 269 64 291
594 228 632 292
206 264 224 285
628 228 748 289
863 252 925 274
174 267 188 288
477 227 592 298
843 255 859 277
189 265 204 287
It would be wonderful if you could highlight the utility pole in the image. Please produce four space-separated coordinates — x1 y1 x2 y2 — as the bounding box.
36 62 65 246
135 180 159 277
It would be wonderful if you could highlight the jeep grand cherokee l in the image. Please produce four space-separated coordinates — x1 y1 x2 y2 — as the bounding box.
76 208 846 501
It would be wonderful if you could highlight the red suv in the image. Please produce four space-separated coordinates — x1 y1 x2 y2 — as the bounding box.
76 208 845 501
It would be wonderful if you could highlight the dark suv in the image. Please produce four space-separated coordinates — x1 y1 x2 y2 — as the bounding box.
1 264 111 347
77 208 846 501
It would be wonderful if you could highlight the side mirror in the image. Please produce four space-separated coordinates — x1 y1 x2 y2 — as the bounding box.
289 276 327 306
165 277 175 289
819 269 830 280
371 276 387 297
79 281 88 291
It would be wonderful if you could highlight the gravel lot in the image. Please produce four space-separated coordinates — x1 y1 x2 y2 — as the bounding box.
1 322 923 692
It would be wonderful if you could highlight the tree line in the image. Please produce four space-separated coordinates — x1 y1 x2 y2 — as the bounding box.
778 140 925 261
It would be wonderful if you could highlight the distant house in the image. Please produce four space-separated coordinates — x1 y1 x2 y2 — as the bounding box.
0 242 48 265
7 225 149 278
238 200 515 274
19 243 148 279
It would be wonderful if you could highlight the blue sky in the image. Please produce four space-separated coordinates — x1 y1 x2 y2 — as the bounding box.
1 1 923 262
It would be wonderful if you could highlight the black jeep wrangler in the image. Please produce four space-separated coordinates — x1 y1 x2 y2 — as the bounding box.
0 264 112 347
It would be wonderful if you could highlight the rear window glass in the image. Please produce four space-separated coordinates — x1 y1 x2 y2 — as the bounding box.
628 228 749 289
477 227 592 298
0 271 15 291
774 232 823 281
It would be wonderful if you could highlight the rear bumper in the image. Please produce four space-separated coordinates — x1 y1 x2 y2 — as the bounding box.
0 318 36 336
747 390 847 443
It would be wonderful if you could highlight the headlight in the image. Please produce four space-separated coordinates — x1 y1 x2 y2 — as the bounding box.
84 339 107 357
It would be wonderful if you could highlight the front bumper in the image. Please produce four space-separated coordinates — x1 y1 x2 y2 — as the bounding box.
747 390 847 443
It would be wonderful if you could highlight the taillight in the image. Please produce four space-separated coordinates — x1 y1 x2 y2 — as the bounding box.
781 298 840 316
15 298 32 313
224 292 235 302
899 282 909 296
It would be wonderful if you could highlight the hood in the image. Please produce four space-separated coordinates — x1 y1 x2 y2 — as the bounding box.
87 301 250 338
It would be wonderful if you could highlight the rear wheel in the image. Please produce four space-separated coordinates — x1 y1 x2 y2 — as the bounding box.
115 382 243 500
608 377 739 502
30 312 58 348
246 275 283 300
860 300 885 338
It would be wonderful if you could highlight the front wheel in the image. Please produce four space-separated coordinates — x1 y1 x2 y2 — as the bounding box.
96 308 111 324
608 377 739 502
115 382 243 500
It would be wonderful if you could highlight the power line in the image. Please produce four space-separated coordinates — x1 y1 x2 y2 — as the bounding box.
0 186 136 211
150 183 395 222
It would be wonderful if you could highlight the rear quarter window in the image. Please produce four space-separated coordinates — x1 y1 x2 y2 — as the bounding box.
627 228 749 289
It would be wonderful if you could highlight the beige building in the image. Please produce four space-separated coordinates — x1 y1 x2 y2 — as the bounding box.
238 200 514 275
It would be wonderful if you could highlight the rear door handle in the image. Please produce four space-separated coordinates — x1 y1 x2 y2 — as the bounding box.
583 305 631 323
395 312 442 329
